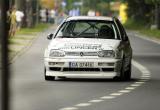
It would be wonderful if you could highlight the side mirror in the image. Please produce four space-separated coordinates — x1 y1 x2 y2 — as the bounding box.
47 33 54 40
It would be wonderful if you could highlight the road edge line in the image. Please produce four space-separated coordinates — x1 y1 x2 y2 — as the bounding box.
58 60 151 110
128 31 160 45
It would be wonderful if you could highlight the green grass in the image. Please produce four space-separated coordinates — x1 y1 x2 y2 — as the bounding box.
140 29 160 39
124 19 145 30
124 19 160 39
9 23 51 44
16 23 51 35
9 48 16 52
12 36 33 40
8 23 51 60
9 39 23 45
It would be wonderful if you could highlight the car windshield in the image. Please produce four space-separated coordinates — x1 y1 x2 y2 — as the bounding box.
55 20 119 39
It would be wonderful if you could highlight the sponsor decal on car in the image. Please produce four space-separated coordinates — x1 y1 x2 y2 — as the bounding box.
59 43 102 50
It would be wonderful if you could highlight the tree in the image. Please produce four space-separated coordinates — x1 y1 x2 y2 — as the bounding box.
97 2 110 16
15 0 39 28
66 0 75 10
145 0 160 29
82 0 111 15
126 0 160 29
40 0 55 9
126 0 154 25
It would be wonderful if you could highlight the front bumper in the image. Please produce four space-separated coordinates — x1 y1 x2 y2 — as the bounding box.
44 57 122 78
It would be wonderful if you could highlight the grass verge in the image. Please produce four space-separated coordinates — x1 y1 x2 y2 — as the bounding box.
124 19 160 39
8 23 51 61
9 39 23 45
16 23 51 35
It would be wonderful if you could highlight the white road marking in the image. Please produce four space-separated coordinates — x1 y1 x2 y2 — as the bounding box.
141 75 151 78
132 60 150 74
141 70 150 74
59 107 78 110
134 34 160 44
132 32 160 45
135 82 145 84
119 90 131 93
125 87 136 90
110 93 123 96
131 84 141 87
142 73 150 76
75 103 91 107
140 77 150 80
139 79 149 82
89 99 104 103
100 96 115 99
132 60 151 84
58 60 151 110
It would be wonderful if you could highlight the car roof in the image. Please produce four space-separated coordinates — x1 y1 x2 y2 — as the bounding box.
66 16 114 22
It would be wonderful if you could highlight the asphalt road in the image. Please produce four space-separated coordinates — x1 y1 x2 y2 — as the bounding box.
10 27 160 110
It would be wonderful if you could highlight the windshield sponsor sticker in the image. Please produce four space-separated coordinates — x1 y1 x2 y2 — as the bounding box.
59 44 101 50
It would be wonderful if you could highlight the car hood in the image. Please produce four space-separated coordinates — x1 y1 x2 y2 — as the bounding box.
48 38 121 51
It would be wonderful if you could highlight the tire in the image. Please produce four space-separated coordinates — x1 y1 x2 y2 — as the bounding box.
125 62 131 81
44 68 55 81
119 58 131 81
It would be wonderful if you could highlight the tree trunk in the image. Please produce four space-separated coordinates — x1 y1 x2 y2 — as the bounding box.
155 4 160 29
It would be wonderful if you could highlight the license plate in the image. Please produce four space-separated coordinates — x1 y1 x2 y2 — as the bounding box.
69 62 94 68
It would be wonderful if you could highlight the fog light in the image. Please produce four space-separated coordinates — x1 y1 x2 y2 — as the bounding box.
49 62 56 65
49 62 64 66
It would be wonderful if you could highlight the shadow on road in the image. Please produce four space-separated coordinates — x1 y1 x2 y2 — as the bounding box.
46 78 139 83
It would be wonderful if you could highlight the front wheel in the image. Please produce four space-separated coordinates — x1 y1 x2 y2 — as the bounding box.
125 62 131 80
44 68 55 81
119 59 132 81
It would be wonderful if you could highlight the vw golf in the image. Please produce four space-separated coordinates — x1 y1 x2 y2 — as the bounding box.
44 16 132 81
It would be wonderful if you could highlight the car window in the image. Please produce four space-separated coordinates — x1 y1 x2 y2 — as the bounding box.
73 22 93 33
115 19 127 40
55 20 119 39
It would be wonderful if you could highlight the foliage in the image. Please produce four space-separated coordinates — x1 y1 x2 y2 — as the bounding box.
145 0 160 4
40 0 55 9
124 18 147 30
140 29 160 39
16 23 51 35
66 0 77 10
124 18 160 39
125 0 154 23
82 0 110 15
97 2 110 15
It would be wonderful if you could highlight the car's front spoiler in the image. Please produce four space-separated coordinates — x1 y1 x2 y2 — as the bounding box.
44 57 122 78
46 71 118 78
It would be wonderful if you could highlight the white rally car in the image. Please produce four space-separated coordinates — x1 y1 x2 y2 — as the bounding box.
44 16 132 81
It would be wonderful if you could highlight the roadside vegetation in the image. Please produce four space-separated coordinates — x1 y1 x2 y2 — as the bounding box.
9 23 51 61
16 23 51 35
124 19 160 39
125 0 160 39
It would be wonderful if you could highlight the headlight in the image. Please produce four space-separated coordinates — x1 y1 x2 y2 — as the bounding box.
49 49 65 57
98 50 115 58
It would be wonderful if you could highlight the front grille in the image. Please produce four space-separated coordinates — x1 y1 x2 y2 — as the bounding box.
63 68 100 72
49 67 61 71
102 68 114 72
65 52 80 56
65 52 98 56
